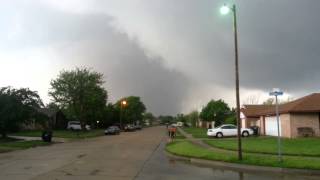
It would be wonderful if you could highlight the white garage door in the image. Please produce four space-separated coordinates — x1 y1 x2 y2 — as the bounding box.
265 116 281 136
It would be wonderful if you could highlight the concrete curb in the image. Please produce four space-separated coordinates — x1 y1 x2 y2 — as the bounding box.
166 152 320 176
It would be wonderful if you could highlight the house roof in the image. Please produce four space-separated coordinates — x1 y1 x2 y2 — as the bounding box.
241 105 275 118
241 93 320 117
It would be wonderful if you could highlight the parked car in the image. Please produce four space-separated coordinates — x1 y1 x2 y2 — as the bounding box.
124 124 135 132
207 124 254 138
104 126 120 135
67 121 81 130
135 124 142 130
176 122 183 127
171 123 177 127
67 121 90 131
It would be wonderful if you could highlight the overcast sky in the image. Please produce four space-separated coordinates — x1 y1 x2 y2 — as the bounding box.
1 0 320 115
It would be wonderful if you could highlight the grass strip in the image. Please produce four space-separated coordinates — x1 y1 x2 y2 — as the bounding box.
11 129 105 139
166 140 320 170
204 137 320 157
0 139 50 153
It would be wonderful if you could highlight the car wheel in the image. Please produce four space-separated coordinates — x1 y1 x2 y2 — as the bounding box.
242 131 249 137
216 132 223 138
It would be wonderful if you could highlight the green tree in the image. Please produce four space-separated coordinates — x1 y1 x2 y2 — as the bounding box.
0 87 44 138
225 108 236 125
186 110 199 127
102 103 118 128
158 115 175 124
143 112 155 125
115 96 146 125
200 99 231 127
49 68 108 129
176 113 187 124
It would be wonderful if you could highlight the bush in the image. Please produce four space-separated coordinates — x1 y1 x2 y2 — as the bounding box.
225 116 236 125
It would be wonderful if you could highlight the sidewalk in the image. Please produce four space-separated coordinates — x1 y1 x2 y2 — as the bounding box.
177 128 230 153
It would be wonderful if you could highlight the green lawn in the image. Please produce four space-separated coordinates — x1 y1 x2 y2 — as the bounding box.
183 127 207 138
204 137 320 157
166 140 320 170
0 138 50 153
11 129 105 139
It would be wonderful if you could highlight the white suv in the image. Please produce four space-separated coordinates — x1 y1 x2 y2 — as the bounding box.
67 121 90 130
207 124 253 138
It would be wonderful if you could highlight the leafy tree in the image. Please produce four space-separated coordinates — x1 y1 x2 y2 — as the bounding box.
46 102 59 111
49 68 108 129
225 115 236 125
115 96 146 125
200 99 231 127
0 87 44 138
102 103 118 128
176 113 187 124
186 110 199 127
143 112 155 125
158 115 175 124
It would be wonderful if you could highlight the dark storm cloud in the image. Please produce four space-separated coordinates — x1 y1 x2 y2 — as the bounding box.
1 0 320 115
60 29 193 115
0 1 192 115
237 0 320 93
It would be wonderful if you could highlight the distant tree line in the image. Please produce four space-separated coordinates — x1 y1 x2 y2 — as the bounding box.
159 99 236 128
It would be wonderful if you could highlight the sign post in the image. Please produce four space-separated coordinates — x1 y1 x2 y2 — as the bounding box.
269 88 283 162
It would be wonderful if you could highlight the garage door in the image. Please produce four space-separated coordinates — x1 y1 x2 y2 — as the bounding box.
265 116 281 136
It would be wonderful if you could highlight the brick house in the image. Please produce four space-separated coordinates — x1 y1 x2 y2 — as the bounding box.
241 93 320 138
196 119 215 129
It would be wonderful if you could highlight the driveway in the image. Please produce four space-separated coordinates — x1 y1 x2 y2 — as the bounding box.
0 126 318 180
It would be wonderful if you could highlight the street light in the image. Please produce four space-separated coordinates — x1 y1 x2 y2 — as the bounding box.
120 100 127 129
220 5 230 15
220 3 242 160
269 88 283 162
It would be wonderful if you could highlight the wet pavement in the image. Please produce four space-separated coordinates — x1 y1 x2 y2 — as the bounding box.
135 141 319 180
0 126 319 180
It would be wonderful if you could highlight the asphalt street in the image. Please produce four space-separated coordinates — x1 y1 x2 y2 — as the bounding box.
0 126 318 180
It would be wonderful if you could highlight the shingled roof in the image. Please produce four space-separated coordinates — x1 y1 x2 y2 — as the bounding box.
241 93 320 117
241 105 275 118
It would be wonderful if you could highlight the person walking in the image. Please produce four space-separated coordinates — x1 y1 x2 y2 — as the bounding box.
168 125 177 139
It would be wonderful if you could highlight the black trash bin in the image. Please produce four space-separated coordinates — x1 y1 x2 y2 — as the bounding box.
250 126 259 136
42 130 53 142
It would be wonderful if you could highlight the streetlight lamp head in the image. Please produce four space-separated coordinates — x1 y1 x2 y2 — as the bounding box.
220 5 230 15
272 88 281 93
269 88 283 96
122 100 127 105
